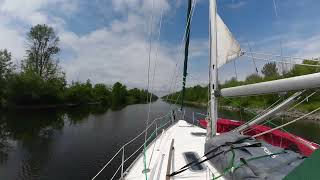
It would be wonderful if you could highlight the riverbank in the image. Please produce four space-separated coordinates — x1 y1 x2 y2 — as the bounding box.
0 102 103 110
163 99 320 121
220 105 320 121
163 99 207 108
0 99 158 111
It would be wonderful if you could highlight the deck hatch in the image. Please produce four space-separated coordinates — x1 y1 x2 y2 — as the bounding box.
183 152 205 171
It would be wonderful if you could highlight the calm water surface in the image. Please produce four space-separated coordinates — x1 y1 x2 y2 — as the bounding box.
0 100 319 180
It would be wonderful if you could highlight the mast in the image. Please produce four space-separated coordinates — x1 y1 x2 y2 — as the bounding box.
181 0 192 110
208 0 218 137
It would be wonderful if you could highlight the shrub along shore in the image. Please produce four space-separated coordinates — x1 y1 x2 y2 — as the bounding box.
0 24 157 110
163 60 320 121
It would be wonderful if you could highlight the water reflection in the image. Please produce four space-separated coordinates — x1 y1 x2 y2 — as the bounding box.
0 105 110 164
66 105 109 125
0 101 319 180
0 117 9 163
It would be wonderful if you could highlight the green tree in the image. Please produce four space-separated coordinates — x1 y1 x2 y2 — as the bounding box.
127 88 142 104
93 84 111 105
23 24 61 80
0 49 13 80
111 82 127 108
65 81 93 104
6 24 66 106
245 74 263 84
286 60 319 77
0 49 13 107
261 62 279 78
7 72 65 105
223 77 240 88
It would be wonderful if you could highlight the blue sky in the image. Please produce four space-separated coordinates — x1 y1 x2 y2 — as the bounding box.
0 0 319 95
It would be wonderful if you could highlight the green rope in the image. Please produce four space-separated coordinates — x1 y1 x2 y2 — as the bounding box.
229 149 236 170
143 141 148 180
212 151 286 179
145 120 170 144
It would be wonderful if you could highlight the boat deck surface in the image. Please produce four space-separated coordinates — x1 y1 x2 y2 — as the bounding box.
124 120 224 180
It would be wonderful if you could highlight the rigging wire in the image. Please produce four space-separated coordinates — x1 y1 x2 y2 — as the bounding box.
245 51 320 63
272 0 286 74
144 0 155 177
253 106 320 138
165 0 198 109
148 7 165 168
243 91 318 135
246 41 259 73
242 54 320 67
247 41 272 128
232 96 283 132
232 59 244 121
279 39 286 74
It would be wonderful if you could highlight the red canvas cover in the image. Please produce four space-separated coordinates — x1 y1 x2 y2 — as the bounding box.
199 118 319 156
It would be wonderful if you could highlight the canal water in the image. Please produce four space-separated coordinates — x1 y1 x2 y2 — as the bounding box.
0 100 319 180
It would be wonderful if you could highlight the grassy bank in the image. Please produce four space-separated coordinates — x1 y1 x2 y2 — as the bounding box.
162 60 320 115
164 98 320 121
164 99 207 108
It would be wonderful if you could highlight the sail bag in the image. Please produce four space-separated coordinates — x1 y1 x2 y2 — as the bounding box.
205 132 304 179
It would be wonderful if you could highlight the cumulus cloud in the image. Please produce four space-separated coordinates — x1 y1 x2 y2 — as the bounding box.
60 26 176 91
0 0 184 95
0 20 25 61
283 35 320 59
58 0 182 94
1 0 320 96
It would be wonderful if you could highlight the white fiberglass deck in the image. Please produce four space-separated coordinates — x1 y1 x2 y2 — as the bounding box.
124 120 225 180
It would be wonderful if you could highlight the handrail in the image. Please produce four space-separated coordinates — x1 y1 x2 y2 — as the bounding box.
91 148 123 180
123 113 171 147
111 164 121 180
91 109 206 180
91 112 172 180
124 142 145 164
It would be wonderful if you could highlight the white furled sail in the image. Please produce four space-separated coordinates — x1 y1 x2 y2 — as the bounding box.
216 14 242 68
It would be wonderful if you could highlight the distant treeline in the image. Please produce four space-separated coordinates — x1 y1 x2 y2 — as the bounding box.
163 60 320 112
0 24 157 109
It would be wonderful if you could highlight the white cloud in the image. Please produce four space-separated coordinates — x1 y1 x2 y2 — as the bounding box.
0 20 25 61
60 24 177 93
0 0 74 64
1 0 320 96
0 0 46 16
0 0 180 95
0 0 76 25
58 1 78 14
57 0 180 94
112 0 170 16
283 35 320 59
0 0 198 95
189 39 208 59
